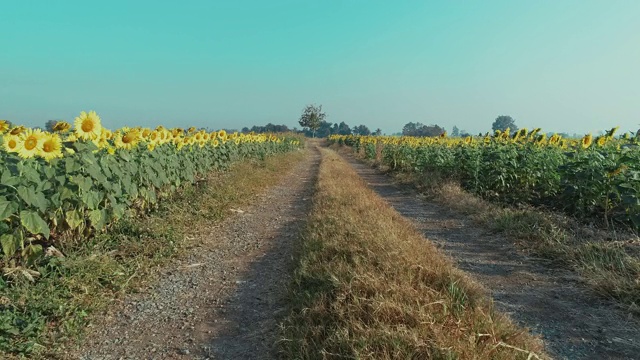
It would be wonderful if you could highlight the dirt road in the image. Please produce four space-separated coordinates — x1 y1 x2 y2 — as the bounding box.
74 148 320 360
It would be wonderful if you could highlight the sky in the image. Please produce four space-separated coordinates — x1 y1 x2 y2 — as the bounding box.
1 0 639 135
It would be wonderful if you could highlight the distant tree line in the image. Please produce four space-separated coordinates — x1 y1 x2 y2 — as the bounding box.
241 120 382 137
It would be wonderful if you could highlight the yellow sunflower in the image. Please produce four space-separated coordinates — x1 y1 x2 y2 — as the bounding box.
2 134 22 153
596 136 607 147
74 111 102 140
10 126 26 135
41 133 64 161
0 120 10 134
114 129 139 150
218 129 226 139
53 121 72 133
581 134 593 149
18 129 45 159
148 130 161 144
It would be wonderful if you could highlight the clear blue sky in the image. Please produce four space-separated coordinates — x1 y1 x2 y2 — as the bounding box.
1 0 639 135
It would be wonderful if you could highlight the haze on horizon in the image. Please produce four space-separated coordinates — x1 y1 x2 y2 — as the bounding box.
1 0 638 136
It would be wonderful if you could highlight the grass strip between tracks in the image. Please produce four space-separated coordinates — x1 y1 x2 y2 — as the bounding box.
281 148 546 359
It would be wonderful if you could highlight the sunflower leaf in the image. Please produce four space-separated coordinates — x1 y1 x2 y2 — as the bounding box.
0 198 19 221
20 210 50 239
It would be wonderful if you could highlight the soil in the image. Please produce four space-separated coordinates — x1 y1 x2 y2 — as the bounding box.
71 147 320 360
343 155 640 360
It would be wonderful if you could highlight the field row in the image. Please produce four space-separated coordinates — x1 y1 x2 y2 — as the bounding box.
0 112 301 269
330 129 640 230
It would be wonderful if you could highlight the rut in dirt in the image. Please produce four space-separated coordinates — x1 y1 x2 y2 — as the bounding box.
343 155 640 360
76 147 320 360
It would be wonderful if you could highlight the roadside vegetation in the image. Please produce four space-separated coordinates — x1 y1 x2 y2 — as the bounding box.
331 134 640 314
0 149 306 358
280 148 545 359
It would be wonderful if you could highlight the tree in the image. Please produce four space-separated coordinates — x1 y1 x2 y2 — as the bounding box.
492 115 518 132
336 122 351 135
298 104 326 137
401 122 444 137
451 126 460 137
45 120 57 132
353 124 371 136
402 122 419 136
374 128 382 136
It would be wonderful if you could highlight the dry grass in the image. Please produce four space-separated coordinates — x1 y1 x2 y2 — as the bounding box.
372 154 640 314
280 149 546 359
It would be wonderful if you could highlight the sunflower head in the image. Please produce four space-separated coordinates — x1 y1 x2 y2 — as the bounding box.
581 134 593 149
172 128 184 137
596 136 607 147
18 129 45 159
41 133 64 161
218 130 227 139
74 111 102 140
0 120 10 134
53 121 72 133
606 126 620 138
114 129 140 150
2 134 22 153
10 126 26 135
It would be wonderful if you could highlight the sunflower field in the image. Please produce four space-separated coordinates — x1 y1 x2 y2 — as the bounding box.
0 111 301 269
330 127 640 229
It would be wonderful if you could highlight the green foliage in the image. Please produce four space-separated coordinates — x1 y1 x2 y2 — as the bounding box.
0 139 301 268
492 115 518 132
298 104 326 137
340 134 640 229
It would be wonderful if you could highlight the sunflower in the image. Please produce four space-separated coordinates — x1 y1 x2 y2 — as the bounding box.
97 137 110 149
187 127 196 134
147 142 156 151
148 130 161 144
141 128 152 138
172 128 183 137
66 133 78 142
581 134 593 149
176 138 187 151
2 134 22 153
0 120 10 134
212 139 219 148
218 129 227 139
41 133 64 161
10 126 26 135
74 111 102 140
596 136 607 147
18 129 45 159
53 121 72 133
114 129 139 150
464 136 472 145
